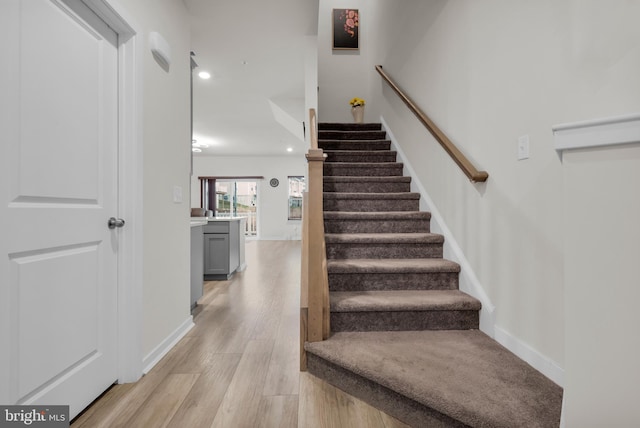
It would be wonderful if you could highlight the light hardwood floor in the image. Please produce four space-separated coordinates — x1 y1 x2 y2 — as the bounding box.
72 241 408 428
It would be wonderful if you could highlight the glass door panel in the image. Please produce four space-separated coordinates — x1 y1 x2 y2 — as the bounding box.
235 182 257 236
214 180 257 236
215 181 233 217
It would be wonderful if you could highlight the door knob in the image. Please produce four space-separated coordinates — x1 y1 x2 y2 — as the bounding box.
108 217 125 229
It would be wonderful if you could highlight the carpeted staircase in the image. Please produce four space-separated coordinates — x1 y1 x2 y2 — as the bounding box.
304 123 563 427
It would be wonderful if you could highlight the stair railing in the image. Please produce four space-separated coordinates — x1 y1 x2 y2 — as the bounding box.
300 108 330 371
375 65 489 183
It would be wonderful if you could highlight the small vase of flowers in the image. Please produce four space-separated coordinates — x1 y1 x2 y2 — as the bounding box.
349 97 365 123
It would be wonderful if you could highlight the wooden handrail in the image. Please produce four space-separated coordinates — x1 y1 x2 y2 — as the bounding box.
375 65 488 183
300 108 329 371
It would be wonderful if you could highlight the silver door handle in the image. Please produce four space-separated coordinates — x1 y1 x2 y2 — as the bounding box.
108 217 125 229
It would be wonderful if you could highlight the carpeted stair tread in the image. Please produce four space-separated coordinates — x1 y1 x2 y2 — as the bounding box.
325 232 443 245
327 258 459 274
324 212 431 234
318 140 392 151
323 176 412 194
324 211 429 221
331 290 481 312
323 192 420 200
319 122 382 131
324 150 395 155
324 150 398 163
324 197 420 212
324 176 411 183
324 162 404 177
305 330 563 428
319 130 387 140
325 162 402 168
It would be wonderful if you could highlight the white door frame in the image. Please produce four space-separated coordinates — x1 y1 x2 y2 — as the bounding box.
82 0 144 383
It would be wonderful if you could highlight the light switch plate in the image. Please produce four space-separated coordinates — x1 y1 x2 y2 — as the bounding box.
518 135 530 160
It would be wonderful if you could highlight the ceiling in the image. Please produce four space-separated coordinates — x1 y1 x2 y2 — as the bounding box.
184 0 319 157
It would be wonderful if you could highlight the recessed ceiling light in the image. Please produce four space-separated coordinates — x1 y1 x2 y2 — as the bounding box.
192 139 209 148
198 71 211 79
192 134 218 148
286 147 293 152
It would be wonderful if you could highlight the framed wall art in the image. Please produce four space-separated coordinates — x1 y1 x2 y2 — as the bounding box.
332 9 359 50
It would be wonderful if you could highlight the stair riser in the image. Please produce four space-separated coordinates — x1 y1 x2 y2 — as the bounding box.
324 219 430 234
306 354 464 427
326 243 443 259
330 311 479 332
323 199 419 212
324 164 403 177
323 182 411 193
319 131 387 140
318 141 391 151
318 123 382 131
324 153 398 163
328 272 459 292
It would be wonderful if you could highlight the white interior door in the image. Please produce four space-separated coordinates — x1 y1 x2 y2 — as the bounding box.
0 0 119 418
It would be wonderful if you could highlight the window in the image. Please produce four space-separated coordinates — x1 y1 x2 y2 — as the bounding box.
288 176 305 220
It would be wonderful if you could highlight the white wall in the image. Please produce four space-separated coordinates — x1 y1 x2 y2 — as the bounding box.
317 1 380 123
120 0 192 359
191 156 306 240
305 35 318 147
563 142 640 426
337 0 640 423
368 0 567 369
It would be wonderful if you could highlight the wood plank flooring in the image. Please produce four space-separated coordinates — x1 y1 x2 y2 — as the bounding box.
72 241 408 428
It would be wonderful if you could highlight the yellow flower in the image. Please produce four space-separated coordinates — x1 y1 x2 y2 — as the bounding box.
349 97 365 107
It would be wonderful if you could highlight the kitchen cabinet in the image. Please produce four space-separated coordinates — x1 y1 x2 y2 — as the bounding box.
203 219 241 280
190 223 205 308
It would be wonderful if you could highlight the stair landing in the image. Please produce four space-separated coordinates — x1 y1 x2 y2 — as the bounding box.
306 330 563 428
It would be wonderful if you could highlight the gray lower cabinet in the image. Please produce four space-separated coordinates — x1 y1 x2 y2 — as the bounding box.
190 225 204 309
203 220 240 280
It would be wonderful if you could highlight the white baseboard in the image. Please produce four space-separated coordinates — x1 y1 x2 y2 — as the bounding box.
142 316 194 374
494 327 564 387
380 117 496 337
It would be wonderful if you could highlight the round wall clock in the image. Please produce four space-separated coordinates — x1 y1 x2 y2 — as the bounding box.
269 178 279 188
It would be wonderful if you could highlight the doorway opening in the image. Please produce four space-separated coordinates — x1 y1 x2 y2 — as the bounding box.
200 177 261 237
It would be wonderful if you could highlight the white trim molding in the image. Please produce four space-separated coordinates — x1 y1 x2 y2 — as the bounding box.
494 327 564 387
553 112 640 158
81 0 145 384
142 317 194 374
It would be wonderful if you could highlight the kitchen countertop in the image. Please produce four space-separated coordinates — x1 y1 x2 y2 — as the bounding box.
191 217 246 227
191 216 245 223
190 219 208 227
